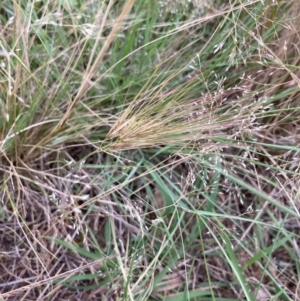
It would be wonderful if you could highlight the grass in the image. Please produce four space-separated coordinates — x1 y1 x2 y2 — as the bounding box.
1 0 300 300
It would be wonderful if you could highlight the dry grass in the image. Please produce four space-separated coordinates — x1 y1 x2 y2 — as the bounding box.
1 0 300 300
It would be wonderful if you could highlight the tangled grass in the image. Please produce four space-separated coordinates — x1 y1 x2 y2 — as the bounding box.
0 0 300 300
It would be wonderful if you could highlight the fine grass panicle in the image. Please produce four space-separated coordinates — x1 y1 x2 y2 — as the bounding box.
1 0 300 300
